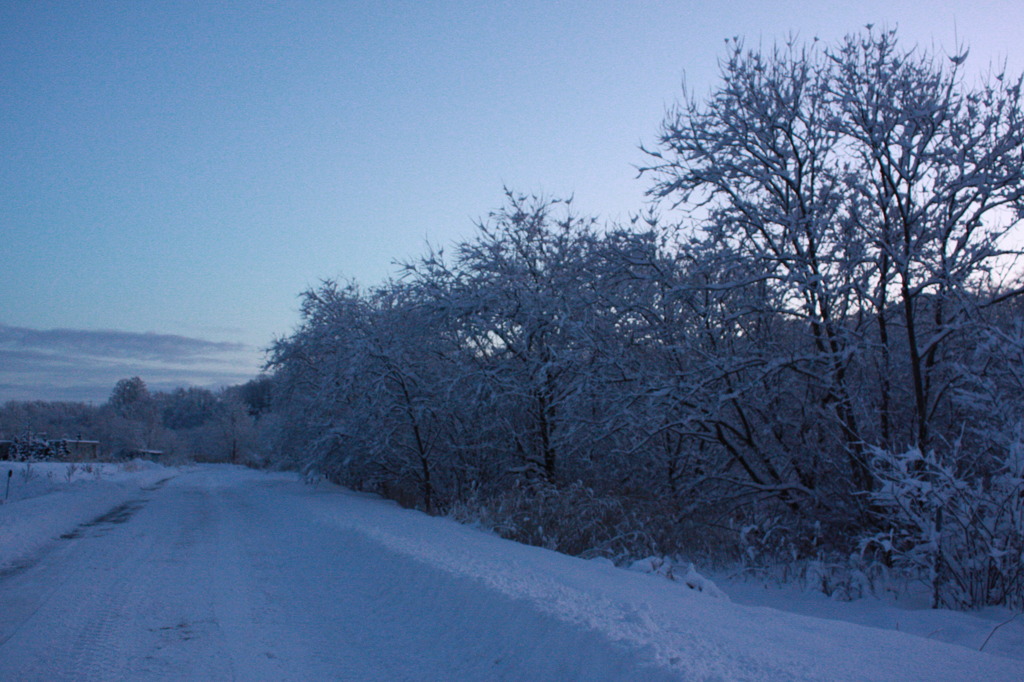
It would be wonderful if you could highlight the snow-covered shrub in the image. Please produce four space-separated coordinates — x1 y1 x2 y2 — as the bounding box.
10 432 57 462
737 518 800 572
734 515 887 600
863 444 1024 609
737 516 828 577
450 479 657 559
19 462 36 483
801 558 878 602
627 556 730 599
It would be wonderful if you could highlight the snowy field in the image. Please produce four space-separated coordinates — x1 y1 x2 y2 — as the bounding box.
0 461 1021 680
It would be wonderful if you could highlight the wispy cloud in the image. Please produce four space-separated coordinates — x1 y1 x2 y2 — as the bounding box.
0 325 246 361
0 325 262 403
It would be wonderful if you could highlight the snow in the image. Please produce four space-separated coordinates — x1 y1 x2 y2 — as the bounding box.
717 575 1024 663
0 460 171 575
1 462 1022 680
627 556 731 600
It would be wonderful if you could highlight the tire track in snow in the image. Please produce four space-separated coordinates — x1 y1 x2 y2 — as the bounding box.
0 481 165 680
50 494 161 680
59 583 135 681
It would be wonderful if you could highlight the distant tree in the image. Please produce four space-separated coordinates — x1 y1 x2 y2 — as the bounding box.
158 386 218 430
211 392 258 464
236 375 274 419
0 400 98 442
108 376 153 420
103 376 162 456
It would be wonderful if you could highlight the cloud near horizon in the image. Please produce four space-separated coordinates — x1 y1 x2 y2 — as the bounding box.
0 324 263 403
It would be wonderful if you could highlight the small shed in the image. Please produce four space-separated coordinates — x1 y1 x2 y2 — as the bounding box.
123 448 164 462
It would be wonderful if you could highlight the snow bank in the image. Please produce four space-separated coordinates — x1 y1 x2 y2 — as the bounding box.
719 575 1024 664
0 460 173 574
3 465 1021 680
294 481 1024 680
627 556 730 600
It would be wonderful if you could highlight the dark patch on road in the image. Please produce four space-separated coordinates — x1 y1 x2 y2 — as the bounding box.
140 477 173 492
152 621 198 641
0 557 34 581
3 487 160 588
148 618 216 645
81 500 144 527
58 499 146 541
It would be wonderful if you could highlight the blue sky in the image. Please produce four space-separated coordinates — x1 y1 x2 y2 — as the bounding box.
3 1 1023 402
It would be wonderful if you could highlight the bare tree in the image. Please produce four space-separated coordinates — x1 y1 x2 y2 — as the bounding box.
642 29 1024 503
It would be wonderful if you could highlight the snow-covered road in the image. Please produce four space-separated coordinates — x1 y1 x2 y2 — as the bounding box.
0 465 1021 680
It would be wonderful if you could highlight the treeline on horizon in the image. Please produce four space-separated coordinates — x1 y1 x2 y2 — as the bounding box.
0 375 274 464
